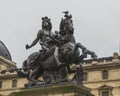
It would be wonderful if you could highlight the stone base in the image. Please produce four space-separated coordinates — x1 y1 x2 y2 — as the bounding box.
9 84 94 96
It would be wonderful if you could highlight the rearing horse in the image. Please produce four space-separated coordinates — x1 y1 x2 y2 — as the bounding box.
18 15 97 87
59 15 97 81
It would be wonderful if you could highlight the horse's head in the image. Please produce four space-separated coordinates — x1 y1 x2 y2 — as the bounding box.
42 16 52 31
59 16 74 35
64 17 74 32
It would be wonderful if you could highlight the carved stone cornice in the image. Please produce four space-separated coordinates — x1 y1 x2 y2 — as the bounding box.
0 74 18 80
84 79 120 84
83 61 120 71
0 56 16 68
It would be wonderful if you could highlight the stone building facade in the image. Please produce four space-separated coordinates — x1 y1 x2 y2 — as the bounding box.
0 41 28 95
0 56 28 96
83 52 120 96
0 41 120 96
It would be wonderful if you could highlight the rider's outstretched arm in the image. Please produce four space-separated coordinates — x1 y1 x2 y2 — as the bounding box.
26 30 42 49
29 37 39 48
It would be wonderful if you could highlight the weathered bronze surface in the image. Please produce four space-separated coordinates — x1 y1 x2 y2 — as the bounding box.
17 11 97 88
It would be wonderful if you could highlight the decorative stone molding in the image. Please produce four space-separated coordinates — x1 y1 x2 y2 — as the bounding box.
91 60 98 65
0 56 16 68
113 52 119 59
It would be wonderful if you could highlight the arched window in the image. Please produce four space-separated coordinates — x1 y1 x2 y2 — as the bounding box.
102 70 108 80
0 81 2 89
12 80 17 88
83 72 87 81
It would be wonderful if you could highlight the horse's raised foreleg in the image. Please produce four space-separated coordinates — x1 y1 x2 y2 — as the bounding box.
76 43 97 59
75 43 86 51
83 49 98 59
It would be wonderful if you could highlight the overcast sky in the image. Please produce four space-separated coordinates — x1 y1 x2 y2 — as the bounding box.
0 0 120 67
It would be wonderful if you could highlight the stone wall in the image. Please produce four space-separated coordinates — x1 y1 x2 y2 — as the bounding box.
9 84 94 96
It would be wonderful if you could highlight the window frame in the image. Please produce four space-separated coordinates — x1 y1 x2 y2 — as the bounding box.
98 85 113 96
0 81 2 89
83 72 87 81
100 90 110 96
12 79 17 88
102 69 108 80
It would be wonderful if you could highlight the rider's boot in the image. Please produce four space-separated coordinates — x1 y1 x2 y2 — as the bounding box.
54 47 64 67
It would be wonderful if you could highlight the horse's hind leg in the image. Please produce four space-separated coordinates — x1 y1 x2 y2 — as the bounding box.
72 64 83 86
29 68 44 86
57 66 68 82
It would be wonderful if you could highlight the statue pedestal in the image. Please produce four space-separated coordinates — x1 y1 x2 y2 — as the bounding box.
10 84 94 96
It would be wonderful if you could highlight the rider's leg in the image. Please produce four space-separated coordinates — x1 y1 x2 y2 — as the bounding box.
54 47 64 66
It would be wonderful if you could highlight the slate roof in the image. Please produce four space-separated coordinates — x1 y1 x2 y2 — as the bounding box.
0 41 12 60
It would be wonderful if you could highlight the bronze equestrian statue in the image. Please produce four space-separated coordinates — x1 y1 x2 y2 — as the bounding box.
17 12 97 87
26 16 64 67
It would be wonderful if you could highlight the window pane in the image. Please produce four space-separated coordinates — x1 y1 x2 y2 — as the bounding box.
102 70 108 79
102 91 109 96
83 72 87 81
0 81 2 89
12 80 17 88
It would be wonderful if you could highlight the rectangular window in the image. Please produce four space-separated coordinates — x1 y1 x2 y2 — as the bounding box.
102 70 108 80
12 80 17 88
0 81 2 89
83 72 87 81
